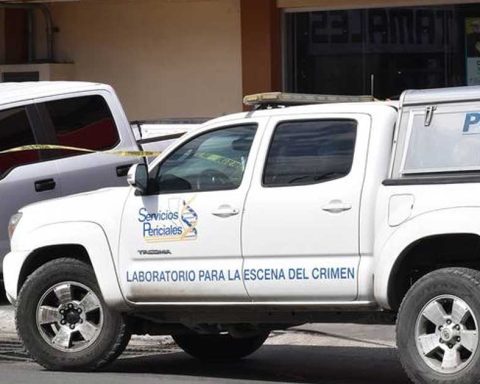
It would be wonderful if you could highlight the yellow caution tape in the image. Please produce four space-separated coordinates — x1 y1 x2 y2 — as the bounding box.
195 152 243 171
0 145 244 171
0 144 162 158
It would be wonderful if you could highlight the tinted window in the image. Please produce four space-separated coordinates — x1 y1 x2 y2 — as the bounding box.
403 111 480 174
285 6 467 99
263 120 357 187
0 107 39 178
154 125 257 194
45 96 119 157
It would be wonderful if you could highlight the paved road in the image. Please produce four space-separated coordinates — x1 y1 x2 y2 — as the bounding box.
0 304 410 384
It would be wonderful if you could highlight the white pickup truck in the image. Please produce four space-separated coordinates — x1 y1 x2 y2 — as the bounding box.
5 87 480 384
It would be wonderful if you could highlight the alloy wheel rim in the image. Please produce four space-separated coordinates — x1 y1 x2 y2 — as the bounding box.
36 281 104 352
415 294 479 374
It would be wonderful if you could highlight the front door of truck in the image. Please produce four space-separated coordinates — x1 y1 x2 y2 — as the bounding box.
118 121 262 303
242 114 370 302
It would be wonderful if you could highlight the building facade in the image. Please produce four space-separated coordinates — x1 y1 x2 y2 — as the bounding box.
1 0 480 120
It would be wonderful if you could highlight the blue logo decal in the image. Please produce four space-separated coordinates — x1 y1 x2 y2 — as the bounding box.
463 113 480 134
138 198 198 243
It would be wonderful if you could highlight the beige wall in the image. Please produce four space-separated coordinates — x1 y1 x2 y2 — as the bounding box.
47 0 242 120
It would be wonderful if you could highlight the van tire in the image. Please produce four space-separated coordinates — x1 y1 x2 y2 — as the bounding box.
16 258 130 371
173 332 269 361
397 267 480 384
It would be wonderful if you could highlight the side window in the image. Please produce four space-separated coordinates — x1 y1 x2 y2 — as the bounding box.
153 124 257 194
402 110 480 174
44 95 119 157
263 120 357 187
0 107 40 179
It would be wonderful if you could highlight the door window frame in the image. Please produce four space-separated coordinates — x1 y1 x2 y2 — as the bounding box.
261 118 358 188
148 123 260 195
34 94 121 160
0 101 56 180
251 113 368 190
0 90 125 180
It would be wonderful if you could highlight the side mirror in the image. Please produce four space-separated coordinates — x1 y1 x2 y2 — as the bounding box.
127 163 149 195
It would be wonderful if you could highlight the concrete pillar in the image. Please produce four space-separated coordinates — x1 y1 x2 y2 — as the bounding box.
241 0 282 101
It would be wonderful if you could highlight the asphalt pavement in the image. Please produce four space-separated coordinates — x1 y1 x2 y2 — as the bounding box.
0 303 410 384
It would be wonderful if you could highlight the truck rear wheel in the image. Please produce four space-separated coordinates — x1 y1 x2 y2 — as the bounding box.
173 332 269 361
16 258 130 371
397 268 480 384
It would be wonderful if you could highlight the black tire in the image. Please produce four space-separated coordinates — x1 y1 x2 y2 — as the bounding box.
16 258 130 371
173 331 269 361
397 267 480 384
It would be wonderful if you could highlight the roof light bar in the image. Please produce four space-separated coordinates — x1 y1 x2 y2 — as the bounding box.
243 92 375 108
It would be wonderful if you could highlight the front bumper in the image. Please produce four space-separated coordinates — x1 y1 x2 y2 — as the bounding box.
3 250 31 305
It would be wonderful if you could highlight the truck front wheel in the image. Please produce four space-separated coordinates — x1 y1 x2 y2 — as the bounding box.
173 332 269 361
16 258 130 371
397 268 480 384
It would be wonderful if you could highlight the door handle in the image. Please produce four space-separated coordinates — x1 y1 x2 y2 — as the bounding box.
116 164 133 177
322 200 352 214
212 205 240 218
35 178 56 192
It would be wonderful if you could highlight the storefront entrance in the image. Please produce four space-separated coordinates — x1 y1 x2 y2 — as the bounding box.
284 4 480 99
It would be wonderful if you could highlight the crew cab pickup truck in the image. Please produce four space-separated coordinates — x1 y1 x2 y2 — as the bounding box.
6 86 480 384
0 81 196 277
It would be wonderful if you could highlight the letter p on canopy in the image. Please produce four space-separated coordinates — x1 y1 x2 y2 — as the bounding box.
463 113 480 133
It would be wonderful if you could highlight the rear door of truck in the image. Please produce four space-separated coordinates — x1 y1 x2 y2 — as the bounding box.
242 113 371 302
33 90 139 195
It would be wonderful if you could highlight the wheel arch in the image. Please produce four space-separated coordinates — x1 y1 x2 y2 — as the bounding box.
18 244 92 293
374 207 480 310
13 222 129 311
387 233 480 310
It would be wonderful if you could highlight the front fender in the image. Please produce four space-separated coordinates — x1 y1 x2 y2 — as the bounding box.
374 207 480 309
7 221 129 311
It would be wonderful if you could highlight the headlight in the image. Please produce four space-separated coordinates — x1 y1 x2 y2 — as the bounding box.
8 212 22 240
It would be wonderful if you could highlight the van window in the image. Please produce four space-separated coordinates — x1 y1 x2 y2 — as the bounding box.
263 120 357 187
0 107 39 178
45 95 119 157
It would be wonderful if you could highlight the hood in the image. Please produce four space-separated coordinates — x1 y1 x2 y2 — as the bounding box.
21 187 124 213
13 187 132 248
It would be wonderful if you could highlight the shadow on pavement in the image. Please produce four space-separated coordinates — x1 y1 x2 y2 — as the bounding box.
0 280 10 305
0 285 9 305
108 345 411 384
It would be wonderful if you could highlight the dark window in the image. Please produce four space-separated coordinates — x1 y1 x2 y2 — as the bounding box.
263 120 357 187
0 107 39 178
45 95 119 157
153 125 257 194
285 5 478 99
